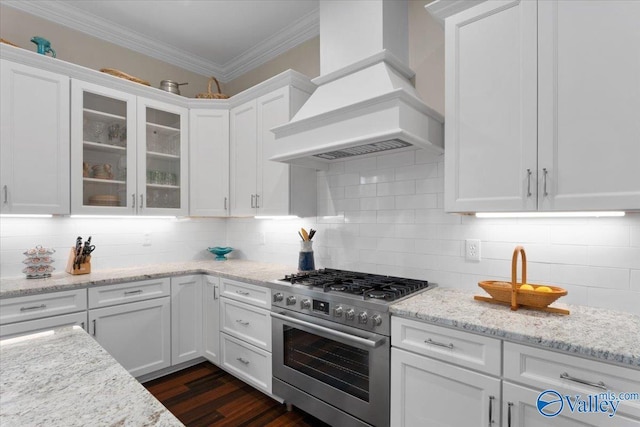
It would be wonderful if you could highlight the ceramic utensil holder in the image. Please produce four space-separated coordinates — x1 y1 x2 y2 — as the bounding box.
65 247 91 275
298 240 315 271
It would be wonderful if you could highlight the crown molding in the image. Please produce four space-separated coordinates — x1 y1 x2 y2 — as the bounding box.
2 0 319 82
222 8 319 82
424 0 487 27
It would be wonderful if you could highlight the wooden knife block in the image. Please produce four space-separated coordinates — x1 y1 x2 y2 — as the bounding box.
65 247 91 275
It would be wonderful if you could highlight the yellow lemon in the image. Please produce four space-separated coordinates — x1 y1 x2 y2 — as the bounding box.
535 286 553 293
520 284 534 291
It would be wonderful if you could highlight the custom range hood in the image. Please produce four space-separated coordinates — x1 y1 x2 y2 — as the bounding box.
271 0 444 170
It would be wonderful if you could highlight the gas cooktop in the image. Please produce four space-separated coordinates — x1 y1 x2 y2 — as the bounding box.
277 268 434 302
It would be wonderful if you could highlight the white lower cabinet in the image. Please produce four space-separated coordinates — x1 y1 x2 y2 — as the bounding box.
203 275 220 364
88 296 171 378
220 332 272 393
0 311 87 339
503 381 640 427
391 317 640 427
219 278 272 395
171 275 203 365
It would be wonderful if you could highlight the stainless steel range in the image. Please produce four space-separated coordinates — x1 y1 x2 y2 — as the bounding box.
270 268 436 427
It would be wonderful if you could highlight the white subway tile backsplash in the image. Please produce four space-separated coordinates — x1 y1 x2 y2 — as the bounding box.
376 238 416 253
488 224 550 244
359 196 395 211
395 224 440 240
586 288 640 315
415 150 443 165
376 150 415 169
395 163 438 181
345 183 377 199
377 209 415 224
395 194 438 210
344 211 377 224
327 173 360 188
550 225 630 246
631 226 640 247
377 180 415 196
360 223 395 238
549 265 630 290
344 156 377 173
415 178 443 194
631 270 640 291
360 168 395 184
587 246 640 269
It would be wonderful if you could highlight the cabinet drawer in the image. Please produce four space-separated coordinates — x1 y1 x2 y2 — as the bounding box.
220 332 272 394
220 298 271 351
0 311 87 339
0 289 87 325
88 278 170 309
220 278 270 309
504 342 640 419
391 317 501 376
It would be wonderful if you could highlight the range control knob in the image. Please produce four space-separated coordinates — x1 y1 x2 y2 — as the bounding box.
286 296 297 306
301 299 311 309
345 309 355 321
334 306 344 317
273 292 284 303
358 312 368 324
371 314 382 327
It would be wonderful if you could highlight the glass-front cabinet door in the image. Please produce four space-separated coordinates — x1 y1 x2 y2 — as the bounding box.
71 81 188 215
137 98 188 216
71 80 136 214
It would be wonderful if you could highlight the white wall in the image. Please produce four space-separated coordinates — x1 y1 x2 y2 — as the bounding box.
227 149 640 316
0 217 226 277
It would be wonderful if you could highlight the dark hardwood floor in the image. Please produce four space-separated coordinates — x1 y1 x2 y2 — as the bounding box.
143 362 331 427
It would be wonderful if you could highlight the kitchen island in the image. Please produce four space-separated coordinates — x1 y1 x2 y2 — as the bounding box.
0 325 183 426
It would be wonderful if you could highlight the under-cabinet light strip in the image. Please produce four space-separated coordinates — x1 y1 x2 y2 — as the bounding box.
475 211 625 218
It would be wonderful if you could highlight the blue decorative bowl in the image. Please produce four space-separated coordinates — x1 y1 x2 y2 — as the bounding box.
207 246 233 261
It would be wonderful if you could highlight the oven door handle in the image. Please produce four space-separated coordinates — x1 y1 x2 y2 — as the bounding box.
271 311 386 348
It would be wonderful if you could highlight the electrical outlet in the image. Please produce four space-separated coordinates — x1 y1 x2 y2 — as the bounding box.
465 239 481 261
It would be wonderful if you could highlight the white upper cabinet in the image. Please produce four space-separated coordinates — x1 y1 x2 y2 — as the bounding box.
0 60 70 214
71 80 189 215
537 0 640 211
189 106 229 216
71 80 137 214
230 85 316 217
444 0 640 212
137 97 189 216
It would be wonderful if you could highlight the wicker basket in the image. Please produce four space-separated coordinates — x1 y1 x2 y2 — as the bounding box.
475 246 569 314
196 77 229 99
100 68 150 86
0 38 19 48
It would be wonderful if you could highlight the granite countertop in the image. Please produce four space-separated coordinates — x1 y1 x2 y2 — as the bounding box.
0 259 295 298
0 326 183 426
391 287 640 369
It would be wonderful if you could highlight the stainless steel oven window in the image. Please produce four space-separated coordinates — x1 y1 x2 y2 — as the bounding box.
283 325 370 401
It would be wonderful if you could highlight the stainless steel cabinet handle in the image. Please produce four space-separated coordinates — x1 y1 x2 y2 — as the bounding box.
20 304 46 312
560 372 607 390
236 357 250 365
251 194 255 208
526 169 532 197
124 289 143 296
224 197 227 210
92 319 97 336
507 402 513 427
3 185 7 204
255 194 260 208
236 290 250 296
213 285 218 300
132 193 136 209
140 194 144 209
235 319 250 326
489 395 495 425
425 338 454 349
543 168 548 196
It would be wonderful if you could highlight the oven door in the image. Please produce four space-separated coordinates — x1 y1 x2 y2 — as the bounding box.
271 310 389 426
